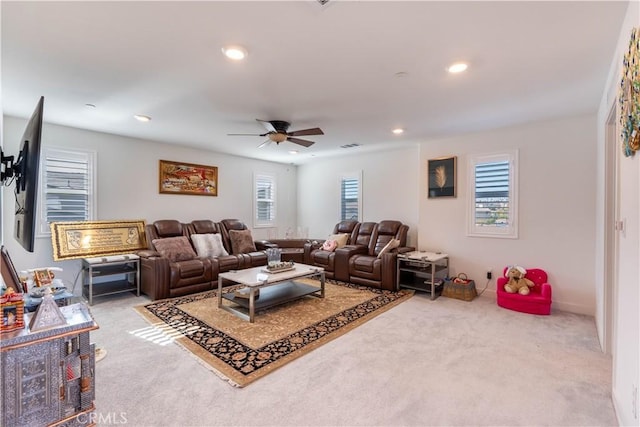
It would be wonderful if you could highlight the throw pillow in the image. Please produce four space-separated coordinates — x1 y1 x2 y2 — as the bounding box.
152 236 197 262
229 229 257 254
191 233 229 258
321 239 338 252
377 238 400 258
327 233 349 248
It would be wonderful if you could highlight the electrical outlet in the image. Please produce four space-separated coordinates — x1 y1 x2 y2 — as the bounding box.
486 270 492 280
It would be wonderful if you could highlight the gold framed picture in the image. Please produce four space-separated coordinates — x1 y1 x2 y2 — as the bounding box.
159 160 218 196
50 220 147 261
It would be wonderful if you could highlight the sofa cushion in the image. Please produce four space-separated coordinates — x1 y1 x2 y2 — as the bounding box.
191 233 229 258
327 233 349 248
321 239 338 252
152 236 196 262
377 238 400 258
229 229 257 254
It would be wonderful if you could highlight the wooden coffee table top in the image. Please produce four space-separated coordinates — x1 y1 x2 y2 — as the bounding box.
218 263 323 287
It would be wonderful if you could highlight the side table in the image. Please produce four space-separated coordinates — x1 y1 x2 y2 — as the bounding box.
397 251 449 300
82 254 140 305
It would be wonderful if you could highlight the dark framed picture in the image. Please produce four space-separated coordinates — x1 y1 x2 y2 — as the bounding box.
159 160 218 196
428 156 457 198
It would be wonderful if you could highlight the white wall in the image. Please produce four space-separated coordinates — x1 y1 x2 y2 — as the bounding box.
596 1 640 424
297 146 420 247
2 116 298 285
418 115 598 315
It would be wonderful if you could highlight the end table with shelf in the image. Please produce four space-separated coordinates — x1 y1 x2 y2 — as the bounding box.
82 254 140 305
397 252 449 300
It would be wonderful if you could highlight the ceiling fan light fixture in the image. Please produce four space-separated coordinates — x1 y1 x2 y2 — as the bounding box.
222 45 248 61
269 133 287 143
447 62 468 73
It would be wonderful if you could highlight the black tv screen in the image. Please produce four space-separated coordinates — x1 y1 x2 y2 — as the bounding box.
13 96 44 253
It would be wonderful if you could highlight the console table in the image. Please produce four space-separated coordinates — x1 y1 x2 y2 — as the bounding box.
397 251 449 300
82 254 140 305
0 303 98 427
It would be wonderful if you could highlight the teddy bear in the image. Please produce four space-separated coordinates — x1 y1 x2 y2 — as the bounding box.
504 265 535 295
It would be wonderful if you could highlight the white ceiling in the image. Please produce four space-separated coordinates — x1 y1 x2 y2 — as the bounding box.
1 1 629 165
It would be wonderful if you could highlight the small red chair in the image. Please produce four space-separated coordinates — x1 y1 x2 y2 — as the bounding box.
496 267 552 315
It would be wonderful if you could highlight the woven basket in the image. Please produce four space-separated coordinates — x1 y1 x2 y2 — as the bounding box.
442 273 477 301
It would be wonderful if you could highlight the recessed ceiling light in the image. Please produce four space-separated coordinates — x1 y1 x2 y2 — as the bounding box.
222 45 248 60
447 62 468 73
392 128 404 135
289 150 299 155
134 114 151 122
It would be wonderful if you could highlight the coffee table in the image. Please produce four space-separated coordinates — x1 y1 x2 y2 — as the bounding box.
217 263 325 323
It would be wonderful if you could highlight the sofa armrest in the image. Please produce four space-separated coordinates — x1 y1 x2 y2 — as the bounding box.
255 240 278 251
333 245 368 282
540 283 552 300
138 250 161 259
140 255 171 300
303 240 324 264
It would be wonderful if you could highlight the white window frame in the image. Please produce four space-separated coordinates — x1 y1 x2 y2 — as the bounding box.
253 173 276 228
37 147 97 236
339 171 362 222
467 150 518 239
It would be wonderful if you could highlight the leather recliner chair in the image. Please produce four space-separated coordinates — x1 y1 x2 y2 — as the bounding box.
139 220 215 300
219 219 268 268
306 220 371 282
348 220 411 291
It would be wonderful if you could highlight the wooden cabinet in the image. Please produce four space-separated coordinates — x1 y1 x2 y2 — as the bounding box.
1 303 98 427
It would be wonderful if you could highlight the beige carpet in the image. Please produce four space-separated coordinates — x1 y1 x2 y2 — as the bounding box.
135 280 413 387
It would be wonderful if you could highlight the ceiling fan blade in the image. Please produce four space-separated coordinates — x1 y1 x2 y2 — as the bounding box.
288 127 324 137
257 139 271 149
256 119 277 133
228 133 263 136
287 137 315 148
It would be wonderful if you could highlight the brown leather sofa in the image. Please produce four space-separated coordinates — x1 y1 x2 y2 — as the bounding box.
304 220 375 282
139 218 267 300
139 220 215 300
348 220 411 291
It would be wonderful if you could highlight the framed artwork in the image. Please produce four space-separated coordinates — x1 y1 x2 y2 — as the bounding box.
428 156 457 198
159 160 218 196
50 220 147 261
1 246 23 293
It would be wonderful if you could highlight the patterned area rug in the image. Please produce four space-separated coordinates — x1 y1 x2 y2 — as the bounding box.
134 280 413 387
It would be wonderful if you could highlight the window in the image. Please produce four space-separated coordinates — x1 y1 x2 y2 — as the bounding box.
340 172 362 221
38 148 96 235
467 151 518 238
254 173 276 227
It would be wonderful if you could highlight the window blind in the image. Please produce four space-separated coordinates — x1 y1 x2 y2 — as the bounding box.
255 174 275 224
340 177 359 221
474 161 510 227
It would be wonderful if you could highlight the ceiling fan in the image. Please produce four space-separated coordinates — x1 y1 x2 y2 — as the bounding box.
228 119 324 148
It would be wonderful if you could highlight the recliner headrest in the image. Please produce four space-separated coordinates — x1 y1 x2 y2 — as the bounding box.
153 220 183 237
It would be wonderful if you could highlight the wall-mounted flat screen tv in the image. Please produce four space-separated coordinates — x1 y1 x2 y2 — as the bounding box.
13 96 44 253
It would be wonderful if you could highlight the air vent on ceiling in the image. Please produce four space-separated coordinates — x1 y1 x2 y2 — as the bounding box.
340 143 360 149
